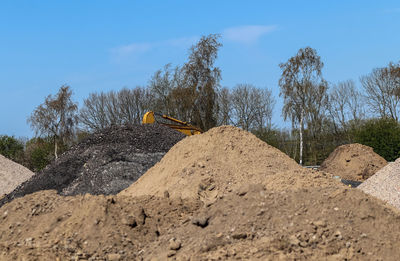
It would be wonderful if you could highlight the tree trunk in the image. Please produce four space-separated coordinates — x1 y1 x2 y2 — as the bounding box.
54 138 58 159
299 109 304 166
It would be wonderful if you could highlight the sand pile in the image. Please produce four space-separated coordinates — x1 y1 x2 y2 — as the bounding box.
358 158 400 210
140 185 400 260
0 154 33 196
320 143 387 181
0 190 200 260
120 125 338 202
0 124 184 207
1 126 400 260
1 181 400 259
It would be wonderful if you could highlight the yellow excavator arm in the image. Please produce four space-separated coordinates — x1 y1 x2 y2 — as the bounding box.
142 111 202 136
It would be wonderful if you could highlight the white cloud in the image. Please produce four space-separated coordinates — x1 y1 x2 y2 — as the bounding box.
223 25 277 44
111 43 153 58
165 36 199 48
111 36 199 61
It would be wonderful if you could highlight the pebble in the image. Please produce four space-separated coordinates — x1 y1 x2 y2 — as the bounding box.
107 253 121 261
169 238 181 250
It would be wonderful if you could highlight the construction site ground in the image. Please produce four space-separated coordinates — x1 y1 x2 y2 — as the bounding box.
0 125 399 260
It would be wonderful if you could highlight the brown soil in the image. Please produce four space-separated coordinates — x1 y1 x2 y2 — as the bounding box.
1 126 400 260
319 143 387 181
119 126 309 202
0 154 33 196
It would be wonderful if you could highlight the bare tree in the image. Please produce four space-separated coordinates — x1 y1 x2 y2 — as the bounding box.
361 63 400 121
254 88 275 130
328 80 365 133
180 34 222 130
279 47 326 165
216 87 232 125
148 64 177 114
79 86 152 131
28 85 78 159
231 84 275 131
79 92 109 130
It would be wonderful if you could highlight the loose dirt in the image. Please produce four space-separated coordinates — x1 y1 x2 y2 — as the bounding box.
358 157 400 210
319 143 387 181
0 124 184 208
1 126 400 260
120 125 332 202
0 154 33 197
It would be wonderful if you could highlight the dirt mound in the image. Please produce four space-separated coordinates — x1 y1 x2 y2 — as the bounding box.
319 143 387 181
1 183 400 260
141 185 400 260
0 124 184 207
0 154 33 196
120 125 319 202
0 190 200 260
358 158 400 210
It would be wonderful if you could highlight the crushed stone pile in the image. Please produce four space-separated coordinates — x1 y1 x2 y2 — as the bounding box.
319 143 387 181
120 125 339 202
358 158 400 210
0 124 184 207
0 154 33 196
1 126 400 260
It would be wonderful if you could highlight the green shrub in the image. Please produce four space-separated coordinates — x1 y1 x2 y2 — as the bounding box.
355 118 400 161
0 135 24 161
25 137 54 172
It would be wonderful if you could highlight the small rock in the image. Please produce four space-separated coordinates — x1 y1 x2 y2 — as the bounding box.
288 235 300 246
313 220 327 228
232 233 247 240
191 215 210 228
334 230 343 240
216 233 223 238
107 253 121 261
257 209 265 216
197 162 206 168
334 207 339 211
299 241 308 247
164 190 170 198
169 238 181 250
167 250 176 257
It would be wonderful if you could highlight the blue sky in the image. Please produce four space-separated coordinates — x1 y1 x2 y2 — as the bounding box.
1 0 399 137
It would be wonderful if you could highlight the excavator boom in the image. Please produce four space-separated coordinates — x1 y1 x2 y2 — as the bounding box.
142 111 202 136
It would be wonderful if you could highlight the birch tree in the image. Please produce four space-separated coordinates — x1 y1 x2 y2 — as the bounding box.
278 47 326 165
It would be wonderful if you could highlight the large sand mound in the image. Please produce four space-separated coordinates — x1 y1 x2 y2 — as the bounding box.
0 124 184 208
1 181 400 260
120 125 336 201
358 158 400 210
319 143 387 181
0 154 33 196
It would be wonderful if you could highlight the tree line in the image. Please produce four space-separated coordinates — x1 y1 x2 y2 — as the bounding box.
1 34 400 171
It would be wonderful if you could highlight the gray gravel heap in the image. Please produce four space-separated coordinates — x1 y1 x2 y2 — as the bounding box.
358 158 400 210
0 124 185 207
0 155 33 196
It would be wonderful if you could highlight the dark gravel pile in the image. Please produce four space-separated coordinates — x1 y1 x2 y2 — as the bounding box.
0 124 185 207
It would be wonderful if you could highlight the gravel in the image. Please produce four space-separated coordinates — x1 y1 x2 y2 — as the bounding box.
0 124 185 207
358 158 400 210
0 155 33 196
